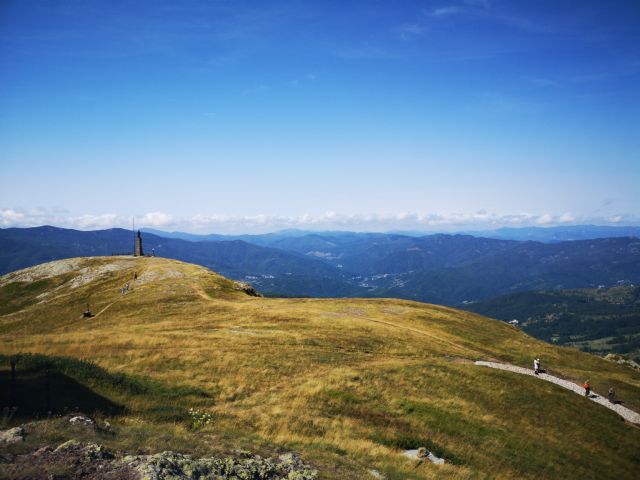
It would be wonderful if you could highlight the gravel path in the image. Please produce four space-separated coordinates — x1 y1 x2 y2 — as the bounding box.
475 361 640 424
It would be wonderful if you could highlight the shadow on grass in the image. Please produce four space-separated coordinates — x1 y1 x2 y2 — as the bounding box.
0 353 212 423
0 370 124 419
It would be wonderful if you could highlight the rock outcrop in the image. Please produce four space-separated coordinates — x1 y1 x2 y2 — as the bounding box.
0 427 24 444
234 282 262 297
1 440 317 479
121 450 316 479
604 353 640 371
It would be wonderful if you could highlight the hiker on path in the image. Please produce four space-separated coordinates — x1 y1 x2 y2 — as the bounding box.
584 380 591 398
534 357 540 375
608 387 616 403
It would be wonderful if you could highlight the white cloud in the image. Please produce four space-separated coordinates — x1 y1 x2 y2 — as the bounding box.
1 208 638 234
535 214 554 225
71 214 120 229
140 211 174 227
0 209 26 226
557 213 576 223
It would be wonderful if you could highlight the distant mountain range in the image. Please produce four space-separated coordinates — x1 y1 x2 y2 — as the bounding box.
144 224 640 243
462 225 640 242
2 226 639 306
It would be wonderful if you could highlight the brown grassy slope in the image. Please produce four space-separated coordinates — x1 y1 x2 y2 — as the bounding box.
1 256 639 480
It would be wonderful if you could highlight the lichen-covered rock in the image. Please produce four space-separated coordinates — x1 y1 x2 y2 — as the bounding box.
120 450 317 479
278 453 317 479
2 438 316 480
0 426 24 444
84 442 115 460
122 451 205 479
54 439 81 452
52 439 113 459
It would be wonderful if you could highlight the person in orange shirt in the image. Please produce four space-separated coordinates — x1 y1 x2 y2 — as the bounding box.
583 380 590 398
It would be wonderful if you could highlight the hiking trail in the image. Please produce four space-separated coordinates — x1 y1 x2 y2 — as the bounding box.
92 301 117 318
475 361 640 424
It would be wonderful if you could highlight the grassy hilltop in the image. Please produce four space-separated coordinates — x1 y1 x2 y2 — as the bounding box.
1 256 639 479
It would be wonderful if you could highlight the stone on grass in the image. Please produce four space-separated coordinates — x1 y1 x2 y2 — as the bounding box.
402 448 446 465
69 415 95 428
0 426 25 444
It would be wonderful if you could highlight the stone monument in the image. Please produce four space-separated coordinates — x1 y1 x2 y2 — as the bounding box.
134 230 143 257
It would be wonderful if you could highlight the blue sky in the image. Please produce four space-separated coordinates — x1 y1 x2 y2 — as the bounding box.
1 0 639 233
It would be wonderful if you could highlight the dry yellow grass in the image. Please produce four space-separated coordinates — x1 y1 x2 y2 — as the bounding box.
1 256 639 479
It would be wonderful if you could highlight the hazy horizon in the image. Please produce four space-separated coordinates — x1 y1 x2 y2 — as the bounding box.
2 218 640 236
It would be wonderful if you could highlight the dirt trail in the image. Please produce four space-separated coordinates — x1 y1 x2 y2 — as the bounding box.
194 285 213 301
475 361 640 424
93 301 116 318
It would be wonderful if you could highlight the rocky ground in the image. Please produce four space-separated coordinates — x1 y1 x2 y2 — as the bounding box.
0 416 318 480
